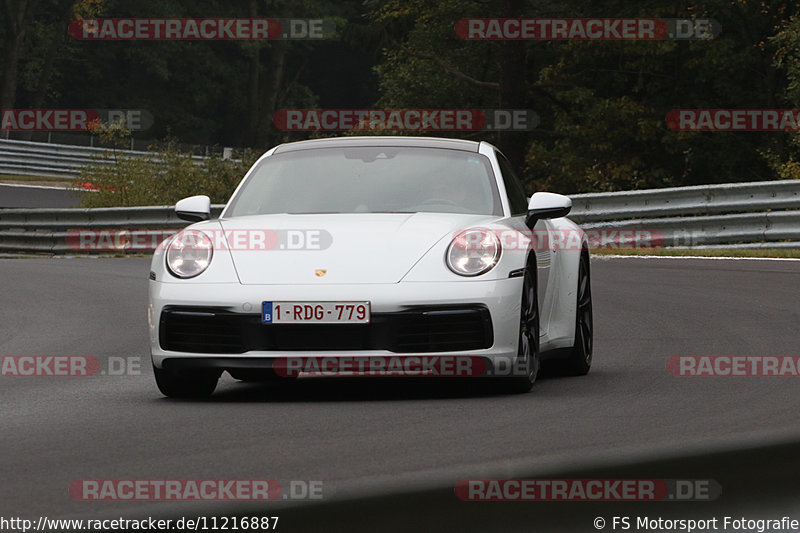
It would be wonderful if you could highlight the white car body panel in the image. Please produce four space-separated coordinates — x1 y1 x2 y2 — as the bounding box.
219 213 491 285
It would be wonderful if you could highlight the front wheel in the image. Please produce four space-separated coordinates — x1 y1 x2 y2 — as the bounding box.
153 365 219 398
562 251 593 375
504 265 540 393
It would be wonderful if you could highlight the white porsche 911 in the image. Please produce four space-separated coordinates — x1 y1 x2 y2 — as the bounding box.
148 136 592 397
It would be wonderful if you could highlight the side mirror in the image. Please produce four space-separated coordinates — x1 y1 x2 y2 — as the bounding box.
525 192 572 228
175 195 211 222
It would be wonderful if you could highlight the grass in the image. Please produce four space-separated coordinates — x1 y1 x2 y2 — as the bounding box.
591 247 800 258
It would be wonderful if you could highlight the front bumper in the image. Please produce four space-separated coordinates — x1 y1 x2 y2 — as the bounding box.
149 278 522 369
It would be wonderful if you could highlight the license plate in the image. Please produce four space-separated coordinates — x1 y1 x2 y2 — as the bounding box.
262 301 371 324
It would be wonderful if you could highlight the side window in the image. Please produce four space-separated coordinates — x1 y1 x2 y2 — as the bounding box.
496 152 528 215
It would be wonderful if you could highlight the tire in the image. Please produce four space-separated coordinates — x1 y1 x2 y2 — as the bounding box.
563 251 593 375
153 364 219 398
504 262 541 393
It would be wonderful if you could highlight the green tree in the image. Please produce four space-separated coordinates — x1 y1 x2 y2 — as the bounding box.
368 0 799 193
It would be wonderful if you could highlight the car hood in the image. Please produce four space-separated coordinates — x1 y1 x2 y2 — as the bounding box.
217 213 496 284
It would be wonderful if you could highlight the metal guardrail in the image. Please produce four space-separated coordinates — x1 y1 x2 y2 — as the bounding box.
568 180 800 222
579 211 800 248
567 179 800 248
2 130 232 156
0 139 207 179
1 178 800 253
0 205 224 254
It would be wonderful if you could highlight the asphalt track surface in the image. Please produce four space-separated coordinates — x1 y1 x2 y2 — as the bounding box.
1 256 799 531
0 184 82 208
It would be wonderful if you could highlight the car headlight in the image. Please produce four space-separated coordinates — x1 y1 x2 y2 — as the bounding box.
446 228 501 276
166 229 213 279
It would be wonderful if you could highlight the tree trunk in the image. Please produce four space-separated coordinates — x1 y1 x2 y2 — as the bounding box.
255 39 287 147
19 0 74 140
497 0 528 173
0 34 22 110
29 0 74 108
243 0 262 145
1 0 38 110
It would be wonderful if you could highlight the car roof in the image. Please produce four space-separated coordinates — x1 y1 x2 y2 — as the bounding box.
272 136 481 154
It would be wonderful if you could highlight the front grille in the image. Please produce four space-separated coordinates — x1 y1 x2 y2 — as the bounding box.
160 310 247 353
160 306 493 354
393 309 492 352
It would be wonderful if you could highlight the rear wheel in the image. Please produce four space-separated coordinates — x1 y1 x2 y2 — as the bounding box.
153 365 219 398
505 264 540 393
563 251 593 375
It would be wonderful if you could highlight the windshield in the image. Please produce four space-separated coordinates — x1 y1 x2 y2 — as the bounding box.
225 146 503 217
